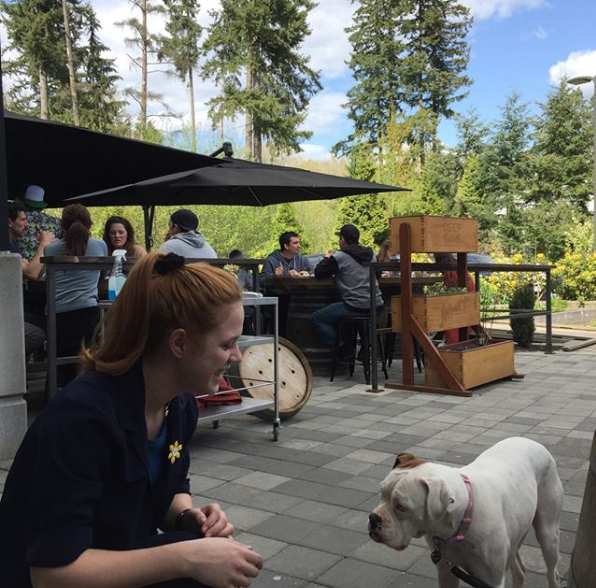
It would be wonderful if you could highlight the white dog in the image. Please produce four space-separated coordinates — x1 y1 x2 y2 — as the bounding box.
369 437 563 588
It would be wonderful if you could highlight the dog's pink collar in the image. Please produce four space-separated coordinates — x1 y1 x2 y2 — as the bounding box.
432 473 473 556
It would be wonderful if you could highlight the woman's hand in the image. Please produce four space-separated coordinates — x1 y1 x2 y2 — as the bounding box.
182 537 262 588
180 503 235 538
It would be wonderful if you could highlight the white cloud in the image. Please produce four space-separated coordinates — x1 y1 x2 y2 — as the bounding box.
462 0 547 21
92 0 353 136
296 144 333 161
301 92 347 135
303 0 356 79
549 50 596 97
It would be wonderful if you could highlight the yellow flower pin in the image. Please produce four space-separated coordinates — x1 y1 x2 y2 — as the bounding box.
168 441 183 464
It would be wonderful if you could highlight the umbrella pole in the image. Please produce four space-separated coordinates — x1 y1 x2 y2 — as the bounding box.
0 45 9 251
142 204 155 251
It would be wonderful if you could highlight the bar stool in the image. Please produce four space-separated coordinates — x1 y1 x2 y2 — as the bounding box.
383 312 423 373
330 315 388 384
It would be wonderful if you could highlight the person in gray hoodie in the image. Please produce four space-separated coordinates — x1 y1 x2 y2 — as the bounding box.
311 224 384 349
159 209 217 258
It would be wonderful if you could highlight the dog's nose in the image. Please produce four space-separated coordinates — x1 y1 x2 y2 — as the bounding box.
369 512 383 530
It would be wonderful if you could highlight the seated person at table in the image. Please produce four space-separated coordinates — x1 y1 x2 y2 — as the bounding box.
0 252 262 588
103 215 147 258
229 249 256 334
311 224 384 351
260 231 311 337
433 252 476 344
159 209 217 259
8 199 56 356
377 239 397 277
229 249 255 291
43 204 108 387
16 185 61 261
17 185 61 318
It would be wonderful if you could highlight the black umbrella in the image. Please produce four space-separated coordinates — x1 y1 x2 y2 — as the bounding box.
68 157 409 207
3 110 221 206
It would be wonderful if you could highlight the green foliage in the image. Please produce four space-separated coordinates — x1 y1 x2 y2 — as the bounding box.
422 283 467 296
536 298 568 313
528 80 593 213
413 148 460 214
1 0 124 129
509 284 535 347
254 203 310 257
202 0 321 160
334 194 388 249
337 0 472 156
482 253 548 305
553 252 596 306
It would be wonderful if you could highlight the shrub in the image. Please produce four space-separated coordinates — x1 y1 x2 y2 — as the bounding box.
482 253 547 305
509 284 535 347
552 252 596 306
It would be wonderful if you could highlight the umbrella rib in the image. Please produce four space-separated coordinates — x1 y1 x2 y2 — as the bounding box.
247 186 264 206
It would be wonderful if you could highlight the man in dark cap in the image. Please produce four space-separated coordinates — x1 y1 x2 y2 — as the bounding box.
159 209 217 258
310 224 384 351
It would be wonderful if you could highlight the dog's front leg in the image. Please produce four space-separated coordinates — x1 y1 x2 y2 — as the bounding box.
436 559 459 588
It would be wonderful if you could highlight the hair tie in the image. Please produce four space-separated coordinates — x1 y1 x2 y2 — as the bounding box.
155 253 186 275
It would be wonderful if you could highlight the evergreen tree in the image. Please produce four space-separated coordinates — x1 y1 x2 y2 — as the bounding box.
476 93 532 254
376 114 419 192
454 108 489 169
254 203 309 256
158 0 202 151
413 148 460 215
78 5 125 132
400 0 472 121
337 0 472 157
202 0 321 162
335 195 388 248
2 0 123 130
335 0 408 155
1 0 67 118
528 80 593 213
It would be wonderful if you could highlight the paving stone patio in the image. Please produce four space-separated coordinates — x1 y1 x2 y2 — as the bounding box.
2 346 595 587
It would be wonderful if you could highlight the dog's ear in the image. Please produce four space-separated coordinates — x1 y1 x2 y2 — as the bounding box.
421 477 455 521
393 452 428 469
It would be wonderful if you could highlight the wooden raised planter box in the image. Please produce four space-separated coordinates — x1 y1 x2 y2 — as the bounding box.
389 215 478 253
425 339 515 389
391 292 480 333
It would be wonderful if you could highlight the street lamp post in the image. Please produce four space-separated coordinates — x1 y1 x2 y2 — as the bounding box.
569 75 596 250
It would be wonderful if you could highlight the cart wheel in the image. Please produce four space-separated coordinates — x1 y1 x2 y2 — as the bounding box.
212 421 219 429
273 423 279 441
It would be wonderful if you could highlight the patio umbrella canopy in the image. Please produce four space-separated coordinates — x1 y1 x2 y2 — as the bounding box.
3 110 220 205
69 157 409 207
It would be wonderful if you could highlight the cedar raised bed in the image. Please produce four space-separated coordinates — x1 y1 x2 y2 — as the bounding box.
391 292 480 333
389 215 478 253
424 339 515 389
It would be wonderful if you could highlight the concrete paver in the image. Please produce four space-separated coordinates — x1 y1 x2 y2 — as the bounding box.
2 346 595 587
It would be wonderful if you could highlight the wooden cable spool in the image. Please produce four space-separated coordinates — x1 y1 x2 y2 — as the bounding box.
229 336 313 421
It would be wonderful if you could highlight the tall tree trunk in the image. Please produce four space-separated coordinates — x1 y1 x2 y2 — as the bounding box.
188 67 196 152
252 70 261 162
140 0 148 135
39 67 49 119
245 65 253 160
62 0 80 125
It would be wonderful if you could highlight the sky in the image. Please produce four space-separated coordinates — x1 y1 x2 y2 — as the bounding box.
4 0 596 160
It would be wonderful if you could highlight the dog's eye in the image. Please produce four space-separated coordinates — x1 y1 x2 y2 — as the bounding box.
395 503 408 513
